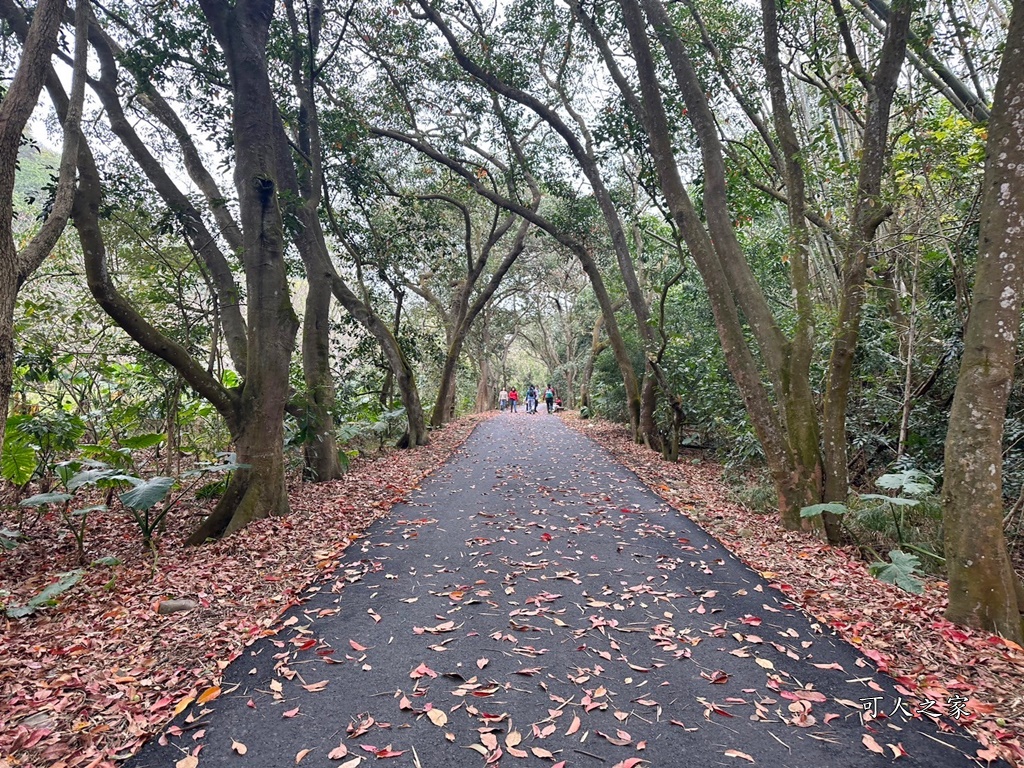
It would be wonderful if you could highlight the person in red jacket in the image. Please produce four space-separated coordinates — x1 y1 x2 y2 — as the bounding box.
508 387 519 413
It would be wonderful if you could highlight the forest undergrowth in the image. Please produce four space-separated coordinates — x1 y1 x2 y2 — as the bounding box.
0 414 488 767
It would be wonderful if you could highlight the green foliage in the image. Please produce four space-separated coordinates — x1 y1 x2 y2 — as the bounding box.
1 437 37 486
19 492 73 507
1 527 24 551
869 550 926 594
800 502 848 518
120 477 175 511
4 569 84 618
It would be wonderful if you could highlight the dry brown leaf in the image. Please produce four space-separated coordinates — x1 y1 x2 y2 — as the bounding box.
724 749 754 763
328 743 349 759
231 740 248 755
862 734 885 754
426 708 448 727
175 757 199 768
296 748 312 763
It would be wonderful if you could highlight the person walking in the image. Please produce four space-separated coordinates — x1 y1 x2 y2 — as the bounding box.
544 385 555 414
499 387 509 411
509 387 519 413
526 385 537 414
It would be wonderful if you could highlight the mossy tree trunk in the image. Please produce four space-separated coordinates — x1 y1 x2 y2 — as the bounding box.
941 0 1024 641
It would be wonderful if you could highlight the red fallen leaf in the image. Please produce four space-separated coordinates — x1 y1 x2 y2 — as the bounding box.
976 747 1000 762
349 639 368 652
740 615 762 626
780 690 827 703
283 707 301 718
410 663 438 679
862 648 889 672
703 669 729 684
360 744 406 758
610 759 646 768
246 699 256 709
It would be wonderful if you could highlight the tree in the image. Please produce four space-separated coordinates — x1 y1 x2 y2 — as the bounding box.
57 0 301 541
0 0 86 456
940 0 1024 642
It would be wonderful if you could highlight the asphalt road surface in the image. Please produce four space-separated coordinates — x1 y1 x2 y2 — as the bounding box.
128 413 992 768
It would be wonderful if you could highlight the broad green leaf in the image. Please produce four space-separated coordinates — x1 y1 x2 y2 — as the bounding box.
30 569 84 606
7 569 87 616
875 470 933 496
68 469 141 490
72 504 107 517
120 432 166 450
1 438 36 486
91 556 122 567
120 476 174 511
19 492 71 507
859 493 920 507
869 550 924 594
799 502 848 518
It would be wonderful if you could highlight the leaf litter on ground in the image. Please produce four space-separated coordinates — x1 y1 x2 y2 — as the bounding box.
564 413 1024 767
0 414 489 766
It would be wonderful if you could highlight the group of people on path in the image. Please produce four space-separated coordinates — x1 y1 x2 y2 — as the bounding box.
498 385 561 414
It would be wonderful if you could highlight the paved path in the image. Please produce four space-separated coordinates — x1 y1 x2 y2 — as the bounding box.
130 414 989 767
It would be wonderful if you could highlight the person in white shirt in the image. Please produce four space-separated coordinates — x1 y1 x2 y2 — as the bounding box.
498 388 509 411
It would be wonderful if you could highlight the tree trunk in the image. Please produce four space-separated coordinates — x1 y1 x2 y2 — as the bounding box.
475 356 492 412
190 0 300 538
941 0 1024 641
188 397 291 541
432 334 466 426
301 278 341 481
0 0 83 456
640 368 662 451
820 0 911 511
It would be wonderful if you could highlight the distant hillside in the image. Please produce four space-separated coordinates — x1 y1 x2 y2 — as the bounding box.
14 138 60 214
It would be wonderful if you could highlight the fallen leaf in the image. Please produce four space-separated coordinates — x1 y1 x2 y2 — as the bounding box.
328 743 350 759
724 750 754 763
427 708 448 727
176 758 199 768
197 686 221 705
862 734 885 754
296 748 312 763
566 714 581 735
232 740 248 755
